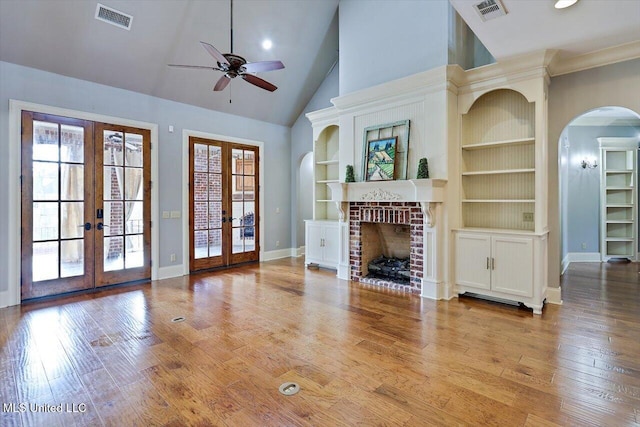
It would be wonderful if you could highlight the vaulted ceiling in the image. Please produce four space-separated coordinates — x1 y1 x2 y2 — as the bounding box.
1 0 638 127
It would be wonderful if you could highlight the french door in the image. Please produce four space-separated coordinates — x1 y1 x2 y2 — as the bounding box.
189 137 259 271
21 111 151 300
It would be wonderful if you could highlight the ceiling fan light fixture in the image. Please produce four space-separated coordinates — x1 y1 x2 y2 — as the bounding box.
261 39 273 50
554 0 579 9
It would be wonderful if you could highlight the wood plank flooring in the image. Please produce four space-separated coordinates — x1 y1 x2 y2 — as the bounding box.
1 258 639 426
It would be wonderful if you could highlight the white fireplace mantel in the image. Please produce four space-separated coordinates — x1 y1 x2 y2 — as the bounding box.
327 179 446 226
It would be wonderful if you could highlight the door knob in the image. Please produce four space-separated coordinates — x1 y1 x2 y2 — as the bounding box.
96 222 109 231
78 222 92 231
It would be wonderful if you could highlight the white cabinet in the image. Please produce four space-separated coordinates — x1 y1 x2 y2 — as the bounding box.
455 230 545 314
305 220 339 269
598 138 638 262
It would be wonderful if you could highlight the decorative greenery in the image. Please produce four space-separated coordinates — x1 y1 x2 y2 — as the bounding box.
345 164 356 183
417 158 429 179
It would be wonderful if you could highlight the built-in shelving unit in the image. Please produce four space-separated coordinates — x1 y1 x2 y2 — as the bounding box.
313 125 340 221
460 89 536 231
599 137 638 262
454 83 548 315
305 107 342 270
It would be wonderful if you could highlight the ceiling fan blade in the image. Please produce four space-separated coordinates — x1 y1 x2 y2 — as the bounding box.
214 75 231 91
242 74 277 92
200 41 230 66
243 60 285 73
168 64 221 71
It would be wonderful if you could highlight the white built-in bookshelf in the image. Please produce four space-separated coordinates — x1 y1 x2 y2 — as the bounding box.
461 89 536 231
598 137 638 262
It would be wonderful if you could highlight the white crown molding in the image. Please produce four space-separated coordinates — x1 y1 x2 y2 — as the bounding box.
330 66 448 113
548 41 640 77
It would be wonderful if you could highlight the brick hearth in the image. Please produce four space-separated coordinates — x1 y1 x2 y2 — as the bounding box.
349 202 424 293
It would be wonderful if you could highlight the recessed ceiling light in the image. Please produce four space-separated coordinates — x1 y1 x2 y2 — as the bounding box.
262 39 272 50
554 0 579 9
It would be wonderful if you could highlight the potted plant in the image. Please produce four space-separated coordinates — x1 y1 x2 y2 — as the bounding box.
417 158 429 179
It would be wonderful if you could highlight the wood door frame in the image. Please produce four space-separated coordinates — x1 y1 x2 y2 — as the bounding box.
182 130 264 275
6 100 159 308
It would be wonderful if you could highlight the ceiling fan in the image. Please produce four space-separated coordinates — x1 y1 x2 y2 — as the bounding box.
168 0 284 92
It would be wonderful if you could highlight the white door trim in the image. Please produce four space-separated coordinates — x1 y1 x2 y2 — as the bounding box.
5 99 159 308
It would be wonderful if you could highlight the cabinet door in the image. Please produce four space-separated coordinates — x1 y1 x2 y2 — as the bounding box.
491 236 533 297
305 222 324 262
455 233 491 290
322 224 340 265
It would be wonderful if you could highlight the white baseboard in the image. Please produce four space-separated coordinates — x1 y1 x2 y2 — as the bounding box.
262 248 294 261
546 286 563 305
295 246 305 257
568 252 601 262
421 280 456 301
158 265 185 280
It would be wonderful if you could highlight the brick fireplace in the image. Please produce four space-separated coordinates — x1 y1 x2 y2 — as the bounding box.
328 179 448 299
349 202 423 293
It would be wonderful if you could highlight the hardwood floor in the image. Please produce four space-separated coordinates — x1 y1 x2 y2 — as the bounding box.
1 259 639 426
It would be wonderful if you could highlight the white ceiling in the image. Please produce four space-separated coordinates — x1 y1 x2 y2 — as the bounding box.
449 0 640 61
0 0 339 127
1 0 638 127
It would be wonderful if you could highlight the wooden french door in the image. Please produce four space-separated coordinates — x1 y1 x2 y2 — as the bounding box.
20 112 151 300
189 137 259 271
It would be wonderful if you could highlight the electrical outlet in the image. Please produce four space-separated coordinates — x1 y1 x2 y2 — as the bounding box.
581 243 587 250
523 212 534 222
170 253 176 262
162 211 170 219
276 240 280 247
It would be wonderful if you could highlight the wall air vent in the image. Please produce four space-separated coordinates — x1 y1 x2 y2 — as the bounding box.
473 0 508 22
95 3 133 30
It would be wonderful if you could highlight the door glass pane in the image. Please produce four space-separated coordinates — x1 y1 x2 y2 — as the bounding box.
126 202 144 234
194 202 207 231
104 236 124 271
232 201 244 254
125 168 143 200
104 166 123 200
209 174 222 201
124 133 143 167
194 173 207 200
61 202 84 239
125 235 144 268
194 144 208 172
104 202 124 236
60 125 84 163
194 230 207 259
103 131 123 165
209 145 222 173
61 164 84 200
33 241 59 281
33 121 59 161
33 162 59 200
209 229 222 257
33 202 58 241
209 201 222 229
61 240 84 278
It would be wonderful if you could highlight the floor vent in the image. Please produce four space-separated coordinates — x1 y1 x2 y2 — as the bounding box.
95 3 133 30
473 0 508 21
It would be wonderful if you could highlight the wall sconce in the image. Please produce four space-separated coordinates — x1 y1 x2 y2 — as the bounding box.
580 157 598 169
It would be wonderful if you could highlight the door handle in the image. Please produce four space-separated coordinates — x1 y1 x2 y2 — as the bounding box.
78 222 92 231
96 222 109 231
486 257 490 270
228 217 235 222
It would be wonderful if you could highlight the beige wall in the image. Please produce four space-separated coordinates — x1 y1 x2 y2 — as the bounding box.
547 58 640 288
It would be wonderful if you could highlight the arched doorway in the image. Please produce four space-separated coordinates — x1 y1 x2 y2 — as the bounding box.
559 106 640 273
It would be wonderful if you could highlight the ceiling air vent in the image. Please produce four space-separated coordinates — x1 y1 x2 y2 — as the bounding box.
95 3 133 30
473 0 508 22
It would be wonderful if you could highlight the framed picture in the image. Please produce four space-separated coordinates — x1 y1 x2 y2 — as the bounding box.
364 136 397 181
361 120 410 181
